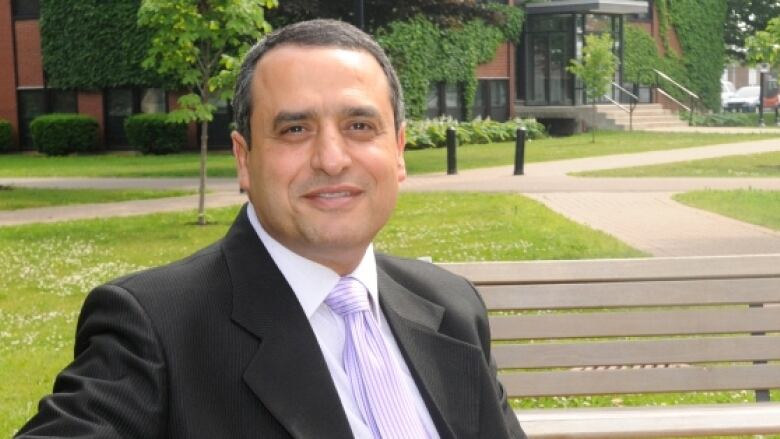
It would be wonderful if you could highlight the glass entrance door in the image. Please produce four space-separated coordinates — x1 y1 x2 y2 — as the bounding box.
524 14 574 106
527 31 572 105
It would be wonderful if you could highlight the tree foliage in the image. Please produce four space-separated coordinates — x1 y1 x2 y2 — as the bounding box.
138 0 276 225
568 34 616 102
568 33 615 142
746 16 780 68
725 0 780 60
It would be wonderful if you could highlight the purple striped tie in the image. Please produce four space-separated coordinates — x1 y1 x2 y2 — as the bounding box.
326 276 430 439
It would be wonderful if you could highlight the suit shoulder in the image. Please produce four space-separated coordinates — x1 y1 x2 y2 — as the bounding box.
376 253 482 308
106 240 227 304
376 253 469 284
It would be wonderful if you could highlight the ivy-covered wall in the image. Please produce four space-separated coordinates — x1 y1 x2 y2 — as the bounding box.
40 0 169 90
667 0 727 111
624 0 726 111
376 4 523 119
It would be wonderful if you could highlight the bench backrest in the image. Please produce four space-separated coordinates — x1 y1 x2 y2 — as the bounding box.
441 255 780 399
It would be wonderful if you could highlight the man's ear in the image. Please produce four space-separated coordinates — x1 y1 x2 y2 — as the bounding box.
231 131 251 192
396 123 407 183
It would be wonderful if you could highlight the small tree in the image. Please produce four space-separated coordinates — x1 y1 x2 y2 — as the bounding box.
746 16 780 68
138 0 276 225
567 33 616 143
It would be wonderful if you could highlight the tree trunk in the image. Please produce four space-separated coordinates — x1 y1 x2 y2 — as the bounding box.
591 102 596 144
198 119 208 225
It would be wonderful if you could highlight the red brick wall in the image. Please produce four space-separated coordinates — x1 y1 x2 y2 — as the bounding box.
78 91 105 146
476 42 511 78
477 42 514 118
0 0 18 145
14 20 44 87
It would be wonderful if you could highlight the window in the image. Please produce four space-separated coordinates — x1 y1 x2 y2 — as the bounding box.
17 88 77 147
472 80 509 121
426 82 465 120
104 87 169 147
140 88 166 114
12 0 40 19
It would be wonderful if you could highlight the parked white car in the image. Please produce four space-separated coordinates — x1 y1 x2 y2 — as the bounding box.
724 86 760 112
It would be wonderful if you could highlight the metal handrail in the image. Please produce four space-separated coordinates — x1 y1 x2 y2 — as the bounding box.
652 69 699 99
656 88 691 112
652 68 700 125
601 82 639 131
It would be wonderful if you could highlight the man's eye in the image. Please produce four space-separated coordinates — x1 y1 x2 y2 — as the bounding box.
283 125 305 134
351 122 370 130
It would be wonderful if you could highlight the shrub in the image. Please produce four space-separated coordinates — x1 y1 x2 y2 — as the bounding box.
0 119 12 152
125 113 187 154
30 113 98 156
405 116 546 149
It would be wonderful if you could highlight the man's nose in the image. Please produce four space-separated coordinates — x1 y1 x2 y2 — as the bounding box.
310 125 351 175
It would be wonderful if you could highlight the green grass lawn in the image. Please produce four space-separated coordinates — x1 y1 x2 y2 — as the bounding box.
575 151 780 177
0 187 194 210
673 189 780 232
0 192 642 436
403 131 780 174
2 131 777 178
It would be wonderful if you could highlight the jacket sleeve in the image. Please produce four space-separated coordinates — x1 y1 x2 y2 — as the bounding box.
469 280 527 439
15 284 167 438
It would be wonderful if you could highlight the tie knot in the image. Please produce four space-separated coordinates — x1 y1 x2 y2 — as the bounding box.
326 277 370 316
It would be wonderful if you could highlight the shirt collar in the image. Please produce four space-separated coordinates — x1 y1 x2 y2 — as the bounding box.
246 203 380 320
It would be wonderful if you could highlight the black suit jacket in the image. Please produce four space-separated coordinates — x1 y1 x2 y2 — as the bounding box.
17 205 525 438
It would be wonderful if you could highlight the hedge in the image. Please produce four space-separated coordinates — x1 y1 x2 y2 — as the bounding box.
0 119 12 152
405 117 546 149
125 113 187 155
30 114 99 156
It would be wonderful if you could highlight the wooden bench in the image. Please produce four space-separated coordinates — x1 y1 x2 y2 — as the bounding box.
441 254 780 438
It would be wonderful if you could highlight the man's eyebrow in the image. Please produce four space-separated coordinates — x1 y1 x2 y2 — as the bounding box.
342 106 381 119
272 110 316 130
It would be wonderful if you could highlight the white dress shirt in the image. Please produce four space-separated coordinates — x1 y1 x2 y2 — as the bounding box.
246 205 439 439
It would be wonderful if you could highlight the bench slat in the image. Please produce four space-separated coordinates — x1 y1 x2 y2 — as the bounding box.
481 278 780 310
500 364 780 397
441 255 780 285
516 403 780 438
489 307 780 340
494 336 780 369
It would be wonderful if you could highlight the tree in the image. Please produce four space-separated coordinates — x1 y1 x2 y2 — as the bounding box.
567 33 616 143
138 0 276 225
726 0 780 60
746 16 780 68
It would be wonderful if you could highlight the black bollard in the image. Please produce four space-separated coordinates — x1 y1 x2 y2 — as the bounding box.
446 127 457 175
514 127 527 176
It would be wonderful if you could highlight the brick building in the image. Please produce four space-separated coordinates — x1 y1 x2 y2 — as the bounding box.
1 0 655 150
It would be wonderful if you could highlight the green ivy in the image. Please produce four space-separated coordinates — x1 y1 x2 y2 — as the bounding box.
655 0 671 53
668 0 727 111
623 1 726 111
376 5 523 119
623 24 661 85
40 0 172 89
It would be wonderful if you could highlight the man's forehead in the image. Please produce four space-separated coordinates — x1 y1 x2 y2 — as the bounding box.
256 44 380 74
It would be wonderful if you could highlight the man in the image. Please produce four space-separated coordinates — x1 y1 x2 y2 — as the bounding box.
16 19 524 438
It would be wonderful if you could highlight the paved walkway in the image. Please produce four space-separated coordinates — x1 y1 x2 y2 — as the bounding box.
1 135 779 257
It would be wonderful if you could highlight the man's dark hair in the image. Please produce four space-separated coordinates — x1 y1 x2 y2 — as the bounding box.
233 19 405 146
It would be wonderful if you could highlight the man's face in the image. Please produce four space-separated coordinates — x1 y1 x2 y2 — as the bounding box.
232 45 406 274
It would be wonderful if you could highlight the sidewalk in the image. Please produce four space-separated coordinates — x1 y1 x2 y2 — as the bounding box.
2 137 780 257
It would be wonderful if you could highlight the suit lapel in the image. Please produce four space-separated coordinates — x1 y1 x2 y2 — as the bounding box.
377 268 482 439
223 206 353 439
